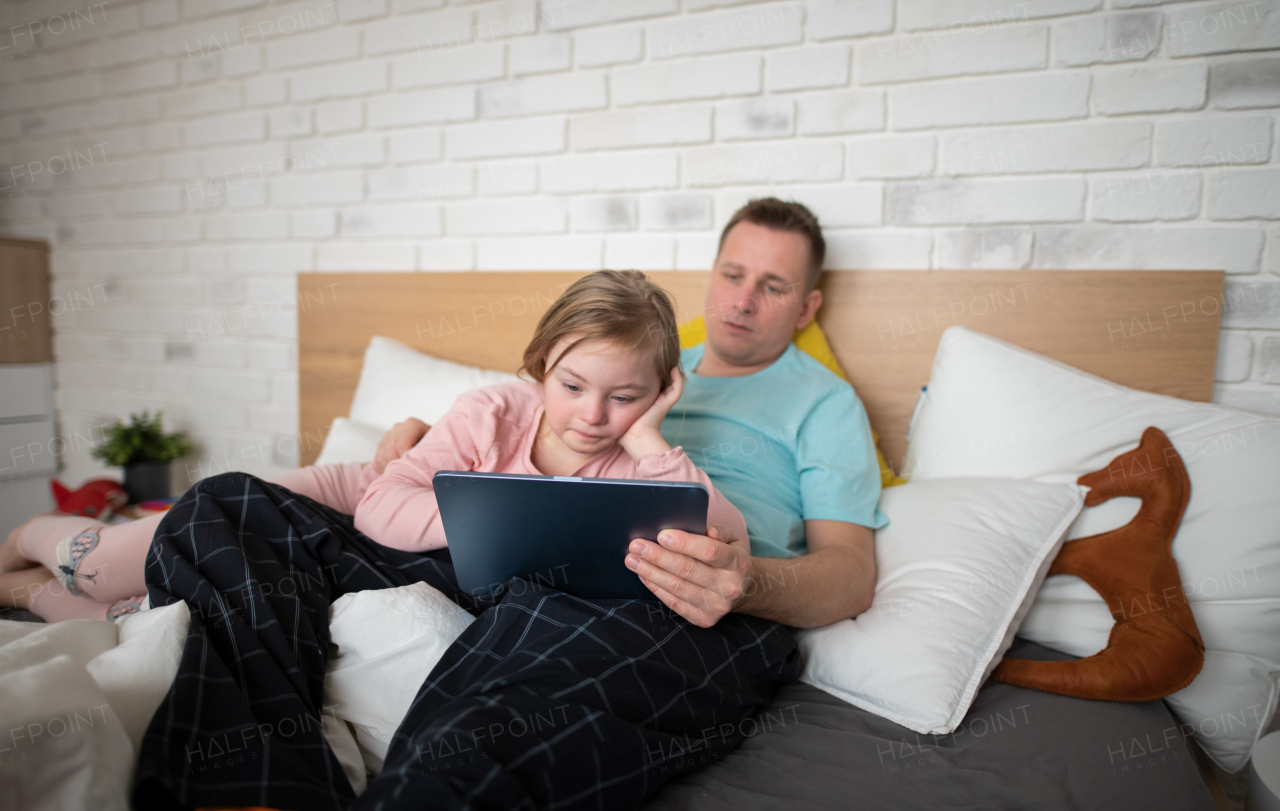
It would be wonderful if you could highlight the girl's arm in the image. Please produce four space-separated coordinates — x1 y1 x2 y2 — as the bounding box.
353 401 485 552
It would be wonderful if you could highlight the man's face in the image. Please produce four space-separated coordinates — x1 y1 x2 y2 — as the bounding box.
704 220 821 369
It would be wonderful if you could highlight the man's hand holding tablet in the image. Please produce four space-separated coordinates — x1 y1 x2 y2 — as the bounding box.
625 524 753 629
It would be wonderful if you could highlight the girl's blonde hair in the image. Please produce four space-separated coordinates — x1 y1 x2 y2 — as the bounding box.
521 270 681 390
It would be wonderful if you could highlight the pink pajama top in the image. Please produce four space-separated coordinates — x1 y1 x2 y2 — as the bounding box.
354 381 749 552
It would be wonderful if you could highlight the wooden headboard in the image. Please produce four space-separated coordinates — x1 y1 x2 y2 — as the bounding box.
298 270 1224 469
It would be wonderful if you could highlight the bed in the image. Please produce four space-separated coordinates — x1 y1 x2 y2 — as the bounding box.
0 268 1256 809
295 268 1241 810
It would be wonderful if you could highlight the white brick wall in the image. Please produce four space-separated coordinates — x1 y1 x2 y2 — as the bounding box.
0 0 1277 488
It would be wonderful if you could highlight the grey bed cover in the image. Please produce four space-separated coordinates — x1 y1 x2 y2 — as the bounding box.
0 618 1216 809
645 638 1216 811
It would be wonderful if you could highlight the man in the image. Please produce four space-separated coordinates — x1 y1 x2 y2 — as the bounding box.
639 198 887 628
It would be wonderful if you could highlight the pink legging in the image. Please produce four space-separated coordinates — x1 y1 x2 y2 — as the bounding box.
15 463 371 622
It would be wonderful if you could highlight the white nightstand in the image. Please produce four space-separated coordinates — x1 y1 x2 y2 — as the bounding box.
1249 731 1280 811
0 363 56 537
0 236 55 538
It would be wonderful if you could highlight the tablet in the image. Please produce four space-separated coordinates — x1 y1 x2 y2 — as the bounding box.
433 471 710 601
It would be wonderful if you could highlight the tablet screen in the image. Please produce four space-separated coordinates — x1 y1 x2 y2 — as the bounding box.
435 471 709 601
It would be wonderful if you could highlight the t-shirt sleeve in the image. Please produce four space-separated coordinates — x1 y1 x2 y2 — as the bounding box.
353 394 488 552
796 385 889 531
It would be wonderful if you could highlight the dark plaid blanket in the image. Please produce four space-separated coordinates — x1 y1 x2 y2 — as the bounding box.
133 472 801 811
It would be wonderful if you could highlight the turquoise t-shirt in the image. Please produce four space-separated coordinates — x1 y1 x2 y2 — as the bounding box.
660 343 889 559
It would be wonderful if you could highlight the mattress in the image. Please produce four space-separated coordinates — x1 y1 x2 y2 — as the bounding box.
0 616 1217 809
646 638 1217 810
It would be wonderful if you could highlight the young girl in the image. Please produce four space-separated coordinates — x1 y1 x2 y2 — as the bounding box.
353 269 745 554
0 270 746 620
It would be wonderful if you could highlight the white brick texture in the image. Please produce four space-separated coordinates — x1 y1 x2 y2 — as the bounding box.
572 106 712 150
939 121 1152 174
798 91 885 135
1033 226 1264 275
1155 117 1273 166
510 35 571 76
293 61 388 103
806 0 894 41
886 177 1086 225
447 198 567 235
936 227 1034 269
684 142 842 186
856 23 1048 85
604 235 675 270
479 74 607 117
1215 330 1253 382
613 54 761 105
1052 11 1162 67
542 152 679 192
1093 62 1209 114
363 8 471 56
1208 169 1280 220
1161 2 1280 58
571 196 638 232
640 194 712 231
1090 170 1202 221
476 236 603 270
767 44 849 92
367 86 475 128
891 73 1090 129
715 99 794 140
900 0 1101 31
393 44 506 89
849 134 936 179
446 117 565 159
646 3 803 60
1210 57 1280 110
3 1 1279 486
825 230 933 269
575 27 644 68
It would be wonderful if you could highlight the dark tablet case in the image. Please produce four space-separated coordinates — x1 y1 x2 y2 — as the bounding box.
434 471 709 600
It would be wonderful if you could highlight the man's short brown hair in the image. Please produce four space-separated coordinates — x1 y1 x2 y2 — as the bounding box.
717 197 826 291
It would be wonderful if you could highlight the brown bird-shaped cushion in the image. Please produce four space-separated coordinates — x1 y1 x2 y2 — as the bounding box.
991 426 1205 701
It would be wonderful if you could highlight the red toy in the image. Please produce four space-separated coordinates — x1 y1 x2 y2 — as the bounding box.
50 478 128 520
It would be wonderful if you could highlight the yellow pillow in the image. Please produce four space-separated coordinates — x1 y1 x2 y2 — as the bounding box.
678 315 906 489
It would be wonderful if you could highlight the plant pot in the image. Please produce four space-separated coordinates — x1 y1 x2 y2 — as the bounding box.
124 462 171 503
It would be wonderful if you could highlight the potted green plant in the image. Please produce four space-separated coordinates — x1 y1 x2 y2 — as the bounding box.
91 410 194 503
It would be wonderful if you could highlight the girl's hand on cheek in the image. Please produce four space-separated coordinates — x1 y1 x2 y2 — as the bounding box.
630 367 683 434
619 367 682 457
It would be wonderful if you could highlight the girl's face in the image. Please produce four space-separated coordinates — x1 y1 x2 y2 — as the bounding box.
538 335 663 456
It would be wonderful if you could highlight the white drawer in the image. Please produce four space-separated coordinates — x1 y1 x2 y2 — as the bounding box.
0 473 54 541
0 419 56 478
0 364 52 420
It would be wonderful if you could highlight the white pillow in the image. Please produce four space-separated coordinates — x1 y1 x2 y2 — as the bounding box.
348 336 521 431
0 618 117 673
85 603 189 753
0 655 133 811
321 710 367 796
796 477 1085 735
0 606 188 810
903 326 1280 772
325 582 476 775
314 417 386 466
